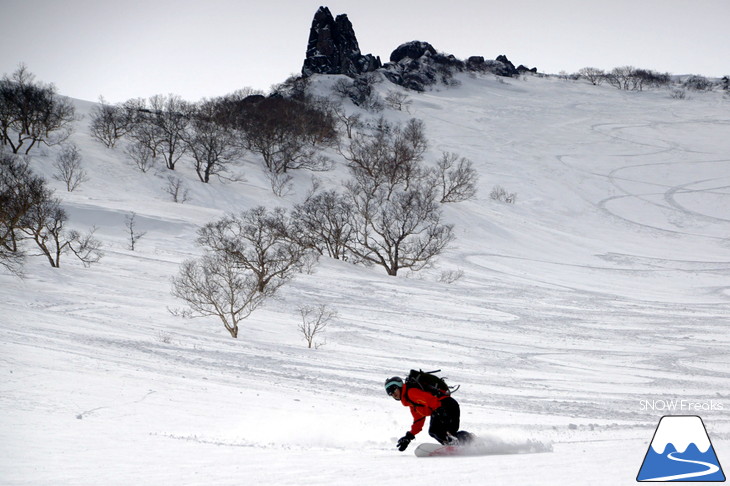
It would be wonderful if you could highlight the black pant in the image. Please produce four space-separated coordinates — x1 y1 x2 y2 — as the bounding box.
429 396 460 444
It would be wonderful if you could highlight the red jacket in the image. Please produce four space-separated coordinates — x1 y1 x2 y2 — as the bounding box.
400 384 444 435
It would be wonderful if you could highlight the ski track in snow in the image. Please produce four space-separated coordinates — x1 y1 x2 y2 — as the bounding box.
1 73 729 485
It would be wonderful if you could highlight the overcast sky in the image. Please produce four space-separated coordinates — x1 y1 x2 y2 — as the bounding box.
1 0 728 103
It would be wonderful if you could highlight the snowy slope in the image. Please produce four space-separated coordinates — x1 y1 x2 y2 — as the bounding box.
1 73 729 486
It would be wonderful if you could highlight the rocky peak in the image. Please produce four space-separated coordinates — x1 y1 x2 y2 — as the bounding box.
389 41 437 63
382 41 464 91
302 6 381 78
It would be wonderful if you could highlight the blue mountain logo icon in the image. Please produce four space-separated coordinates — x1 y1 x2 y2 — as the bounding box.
637 415 725 482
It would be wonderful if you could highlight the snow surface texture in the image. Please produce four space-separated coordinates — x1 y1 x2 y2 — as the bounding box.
2 73 729 485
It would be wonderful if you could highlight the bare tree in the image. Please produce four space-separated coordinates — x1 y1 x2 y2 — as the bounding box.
605 66 668 91
337 116 455 275
384 90 412 112
339 117 428 193
398 118 429 184
437 268 464 284
184 101 240 183
433 152 478 203
265 170 294 197
172 206 313 338
578 67 605 86
633 69 670 91
345 178 454 276
125 212 146 251
147 94 191 170
299 96 340 147
271 74 312 101
127 120 159 159
65 229 104 267
196 207 313 293
125 95 190 170
332 104 362 139
1 153 102 269
298 304 337 349
490 185 517 204
163 175 189 203
291 190 354 260
126 102 162 161
198 88 263 128
0 64 75 154
0 153 45 275
606 66 636 90
20 195 102 268
683 75 713 91
238 97 335 174
171 252 268 338
125 139 155 173
331 76 384 111
52 143 88 192
89 96 134 148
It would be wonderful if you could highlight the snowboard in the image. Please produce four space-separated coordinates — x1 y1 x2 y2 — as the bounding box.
414 438 553 458
414 443 468 457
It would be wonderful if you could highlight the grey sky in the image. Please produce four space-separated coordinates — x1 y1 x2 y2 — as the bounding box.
1 0 728 103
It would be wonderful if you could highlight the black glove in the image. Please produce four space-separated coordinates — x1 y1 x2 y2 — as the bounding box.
397 432 415 451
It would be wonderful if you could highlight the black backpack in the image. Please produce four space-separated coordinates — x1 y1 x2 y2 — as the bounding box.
405 369 459 400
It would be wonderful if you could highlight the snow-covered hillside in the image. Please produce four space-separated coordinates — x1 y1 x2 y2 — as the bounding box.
2 73 729 485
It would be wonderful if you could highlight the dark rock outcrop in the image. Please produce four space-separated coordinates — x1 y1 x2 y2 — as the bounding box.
466 54 536 77
389 41 437 63
382 42 538 90
495 55 518 76
301 6 381 78
382 41 465 91
517 64 538 74
466 56 486 70
300 8 538 91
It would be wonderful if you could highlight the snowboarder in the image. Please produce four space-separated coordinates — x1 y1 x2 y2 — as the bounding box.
384 375 472 452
